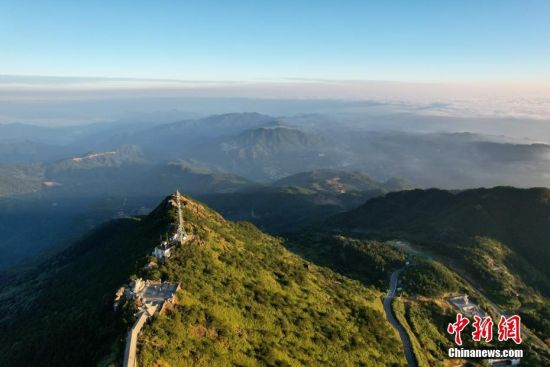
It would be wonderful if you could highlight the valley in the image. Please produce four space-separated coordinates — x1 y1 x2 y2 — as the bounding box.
3 186 548 366
1 113 549 366
3 3 550 365
2 111 550 271
0 192 408 367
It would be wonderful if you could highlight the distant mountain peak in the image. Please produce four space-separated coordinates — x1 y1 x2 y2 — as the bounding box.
273 169 399 194
70 150 117 162
47 145 145 173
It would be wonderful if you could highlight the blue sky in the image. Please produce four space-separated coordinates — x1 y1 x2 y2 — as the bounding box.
0 0 549 82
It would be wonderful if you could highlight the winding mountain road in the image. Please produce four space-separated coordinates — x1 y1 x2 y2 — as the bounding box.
383 267 418 367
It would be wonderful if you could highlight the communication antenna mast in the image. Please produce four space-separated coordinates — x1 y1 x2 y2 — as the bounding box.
175 190 187 241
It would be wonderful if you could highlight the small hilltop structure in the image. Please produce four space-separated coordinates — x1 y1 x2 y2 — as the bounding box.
120 278 180 367
115 190 191 367
123 278 180 312
448 294 487 318
152 190 190 260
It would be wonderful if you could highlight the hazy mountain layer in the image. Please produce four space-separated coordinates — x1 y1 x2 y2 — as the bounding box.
0 159 254 268
200 169 413 233
4 112 550 188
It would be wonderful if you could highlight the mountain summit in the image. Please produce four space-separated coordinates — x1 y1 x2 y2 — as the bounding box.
0 191 405 367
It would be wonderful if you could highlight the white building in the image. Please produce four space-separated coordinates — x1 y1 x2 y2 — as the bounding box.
152 241 172 259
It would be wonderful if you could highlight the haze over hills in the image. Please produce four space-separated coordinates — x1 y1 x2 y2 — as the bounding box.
0 157 255 268
0 165 404 268
0 140 74 164
2 111 550 271
197 124 333 181
3 1 550 365
273 169 414 193
2 114 550 365
3 112 550 187
201 169 413 233
1 106 550 367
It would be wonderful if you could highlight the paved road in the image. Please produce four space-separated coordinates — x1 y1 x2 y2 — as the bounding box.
383 268 418 367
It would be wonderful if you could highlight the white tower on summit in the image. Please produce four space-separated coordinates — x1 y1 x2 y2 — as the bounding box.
174 190 187 242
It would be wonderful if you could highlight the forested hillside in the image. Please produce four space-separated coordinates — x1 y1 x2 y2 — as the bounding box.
0 193 406 367
328 187 550 342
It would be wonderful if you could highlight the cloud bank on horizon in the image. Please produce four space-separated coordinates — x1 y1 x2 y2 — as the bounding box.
1 75 550 122
2 1 549 123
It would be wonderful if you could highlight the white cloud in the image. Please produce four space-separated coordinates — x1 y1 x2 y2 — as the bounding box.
1 75 550 121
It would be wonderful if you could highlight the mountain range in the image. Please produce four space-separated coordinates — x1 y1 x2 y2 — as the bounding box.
3 112 550 187
2 111 550 274
1 112 550 366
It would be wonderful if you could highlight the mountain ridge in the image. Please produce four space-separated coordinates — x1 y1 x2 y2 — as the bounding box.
0 191 406 367
326 186 550 342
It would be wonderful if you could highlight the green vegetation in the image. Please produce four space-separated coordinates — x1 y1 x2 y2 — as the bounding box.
393 292 550 367
328 187 550 342
401 261 462 297
138 197 405 366
0 193 407 367
0 196 180 366
272 169 412 194
285 233 406 288
3 184 550 366
199 168 415 234
201 169 413 234
392 299 451 367
0 215 169 366
0 158 254 269
201 186 382 234
396 263 479 366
